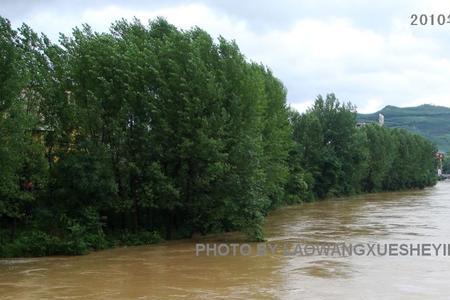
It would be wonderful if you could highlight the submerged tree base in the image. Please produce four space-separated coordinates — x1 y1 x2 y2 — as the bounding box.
1 183 436 258
0 230 162 258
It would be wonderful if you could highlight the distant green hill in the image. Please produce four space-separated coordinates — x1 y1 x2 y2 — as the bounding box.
357 104 450 152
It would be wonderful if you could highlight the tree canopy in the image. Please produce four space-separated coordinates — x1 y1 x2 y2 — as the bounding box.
0 16 439 257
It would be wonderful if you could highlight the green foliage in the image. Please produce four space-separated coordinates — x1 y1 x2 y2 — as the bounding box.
0 17 21 111
0 231 61 257
443 152 450 174
50 149 118 214
0 17 49 239
106 230 162 247
289 94 437 199
0 16 439 257
290 94 369 199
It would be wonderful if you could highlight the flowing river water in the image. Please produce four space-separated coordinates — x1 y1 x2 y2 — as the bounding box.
1 181 450 299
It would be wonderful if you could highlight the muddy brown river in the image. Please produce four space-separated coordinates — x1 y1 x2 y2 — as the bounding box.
1 181 450 299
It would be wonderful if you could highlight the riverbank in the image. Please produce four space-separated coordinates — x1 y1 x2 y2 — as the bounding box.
0 230 162 258
1 182 448 299
1 182 439 259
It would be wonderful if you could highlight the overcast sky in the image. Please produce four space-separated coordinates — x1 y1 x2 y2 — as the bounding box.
2 0 450 113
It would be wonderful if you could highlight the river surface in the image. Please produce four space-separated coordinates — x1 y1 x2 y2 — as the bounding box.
1 181 450 299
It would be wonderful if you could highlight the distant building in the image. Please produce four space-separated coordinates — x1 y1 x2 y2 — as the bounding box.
436 152 445 176
356 114 384 128
378 114 384 126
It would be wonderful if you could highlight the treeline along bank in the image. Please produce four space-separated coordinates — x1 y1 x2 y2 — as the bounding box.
0 17 438 256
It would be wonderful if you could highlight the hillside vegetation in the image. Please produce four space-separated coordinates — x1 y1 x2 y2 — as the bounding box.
358 104 450 152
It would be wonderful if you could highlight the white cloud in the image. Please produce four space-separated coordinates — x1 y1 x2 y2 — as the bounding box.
358 98 384 114
290 100 315 113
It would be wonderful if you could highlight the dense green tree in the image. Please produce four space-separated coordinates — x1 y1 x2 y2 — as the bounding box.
362 124 396 192
0 17 20 111
0 16 439 257
0 17 48 239
443 152 450 174
290 94 368 198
